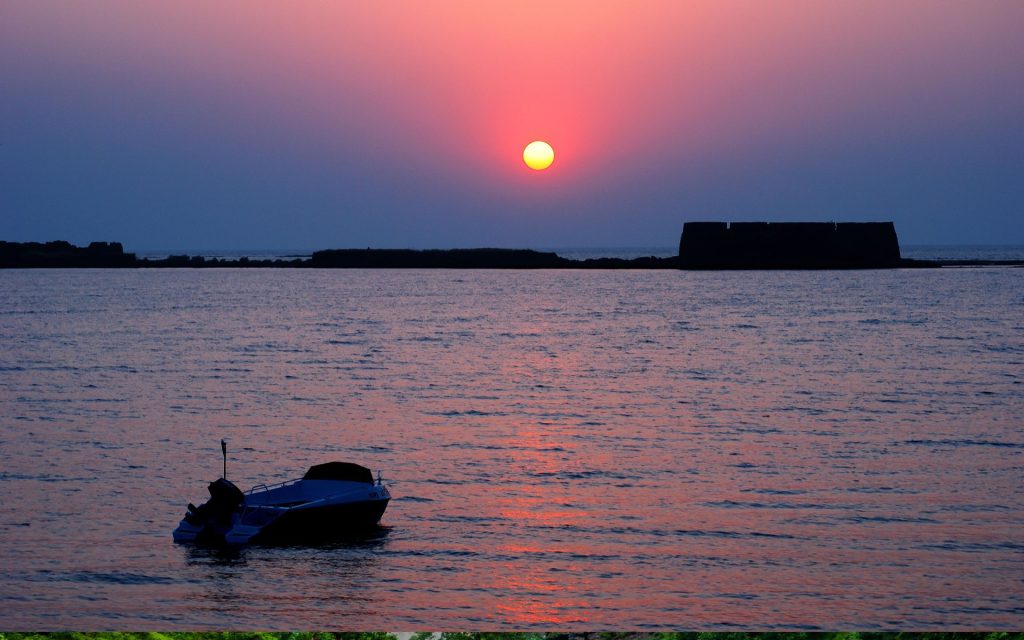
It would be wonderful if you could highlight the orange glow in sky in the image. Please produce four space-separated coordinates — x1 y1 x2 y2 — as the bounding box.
3 0 1022 247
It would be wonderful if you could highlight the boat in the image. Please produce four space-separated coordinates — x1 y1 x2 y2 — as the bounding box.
173 456 391 546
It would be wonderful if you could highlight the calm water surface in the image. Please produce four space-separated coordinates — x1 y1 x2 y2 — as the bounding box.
0 268 1022 628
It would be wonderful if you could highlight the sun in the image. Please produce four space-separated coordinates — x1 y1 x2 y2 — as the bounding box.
523 140 554 170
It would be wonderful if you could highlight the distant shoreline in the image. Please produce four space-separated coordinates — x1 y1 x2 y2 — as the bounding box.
2 240 1022 269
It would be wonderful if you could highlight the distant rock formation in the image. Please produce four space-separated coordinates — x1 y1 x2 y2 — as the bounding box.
311 248 573 268
678 221 902 269
0 242 682 269
0 240 136 268
310 248 681 269
9 235 1005 270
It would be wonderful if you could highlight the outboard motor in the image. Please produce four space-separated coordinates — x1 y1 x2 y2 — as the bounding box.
184 477 245 533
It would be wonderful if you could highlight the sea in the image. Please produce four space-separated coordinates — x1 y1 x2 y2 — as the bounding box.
0 247 1022 629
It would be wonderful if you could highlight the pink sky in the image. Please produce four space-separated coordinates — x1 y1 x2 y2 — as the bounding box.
3 1 1022 247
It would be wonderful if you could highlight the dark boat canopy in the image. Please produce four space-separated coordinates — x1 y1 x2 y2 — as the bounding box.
303 462 374 484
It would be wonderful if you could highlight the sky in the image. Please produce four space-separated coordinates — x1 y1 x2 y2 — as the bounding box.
2 1 1022 250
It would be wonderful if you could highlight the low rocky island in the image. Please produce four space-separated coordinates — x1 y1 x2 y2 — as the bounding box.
0 241 138 268
309 248 677 269
0 241 679 269
2 226 1020 269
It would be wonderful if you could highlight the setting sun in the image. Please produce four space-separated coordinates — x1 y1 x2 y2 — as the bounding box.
523 141 554 171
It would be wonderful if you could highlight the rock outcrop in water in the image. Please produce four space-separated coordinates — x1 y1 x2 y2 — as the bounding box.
678 221 903 269
310 248 572 268
0 240 137 268
6 233 1015 269
309 248 681 269
310 249 682 269
0 242 679 269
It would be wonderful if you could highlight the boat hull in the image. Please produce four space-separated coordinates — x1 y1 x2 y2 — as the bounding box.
234 497 389 545
175 497 389 546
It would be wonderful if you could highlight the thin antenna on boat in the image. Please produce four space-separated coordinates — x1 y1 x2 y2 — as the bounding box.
221 439 227 480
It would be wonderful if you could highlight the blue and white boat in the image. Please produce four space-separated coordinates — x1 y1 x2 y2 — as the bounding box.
173 459 391 546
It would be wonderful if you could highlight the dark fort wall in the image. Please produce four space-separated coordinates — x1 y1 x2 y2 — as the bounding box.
678 221 901 268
